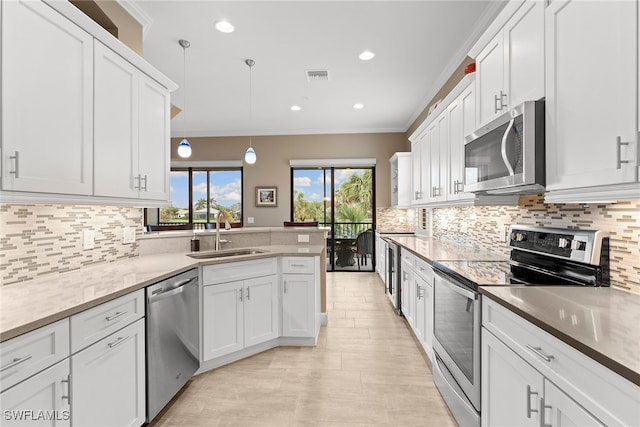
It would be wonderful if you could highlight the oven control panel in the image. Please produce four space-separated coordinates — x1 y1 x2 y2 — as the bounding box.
508 225 607 265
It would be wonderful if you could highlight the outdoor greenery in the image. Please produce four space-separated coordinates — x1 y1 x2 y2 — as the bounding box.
293 169 372 236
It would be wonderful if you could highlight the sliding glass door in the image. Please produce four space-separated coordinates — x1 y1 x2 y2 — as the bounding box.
292 167 375 272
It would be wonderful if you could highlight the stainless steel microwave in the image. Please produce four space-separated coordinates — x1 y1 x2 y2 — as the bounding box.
464 100 545 194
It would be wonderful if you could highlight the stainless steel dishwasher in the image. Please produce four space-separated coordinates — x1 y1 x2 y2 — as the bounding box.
146 268 199 422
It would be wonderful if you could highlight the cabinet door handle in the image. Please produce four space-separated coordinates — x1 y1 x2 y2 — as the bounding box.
494 94 502 113
526 385 539 418
246 286 250 300
284 282 288 293
9 151 19 178
0 354 32 372
239 288 243 302
539 397 552 427
456 180 464 194
616 136 630 169
134 174 141 190
526 344 554 362
500 90 508 109
105 311 126 322
141 174 148 191
107 336 129 349
61 375 71 404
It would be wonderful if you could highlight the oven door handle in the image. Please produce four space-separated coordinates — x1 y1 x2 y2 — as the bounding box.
434 270 478 300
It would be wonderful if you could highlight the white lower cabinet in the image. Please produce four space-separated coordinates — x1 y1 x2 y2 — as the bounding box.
281 256 320 339
0 360 71 427
71 318 146 427
482 298 640 427
482 327 543 427
413 264 433 362
400 255 414 328
202 275 279 361
281 274 315 338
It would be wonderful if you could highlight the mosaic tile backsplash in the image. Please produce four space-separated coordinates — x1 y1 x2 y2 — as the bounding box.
376 207 417 232
1 205 142 285
429 195 640 292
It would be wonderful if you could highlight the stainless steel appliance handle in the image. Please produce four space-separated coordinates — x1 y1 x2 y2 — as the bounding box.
9 151 19 178
501 118 516 177
148 277 197 303
434 270 477 300
616 136 630 169
0 354 32 372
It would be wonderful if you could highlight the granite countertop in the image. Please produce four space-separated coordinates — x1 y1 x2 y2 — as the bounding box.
0 245 324 343
384 235 508 263
480 286 640 387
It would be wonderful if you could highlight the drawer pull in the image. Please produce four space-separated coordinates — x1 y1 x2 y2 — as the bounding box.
105 311 126 322
290 264 306 268
0 354 33 372
526 344 554 362
526 385 538 418
107 336 129 349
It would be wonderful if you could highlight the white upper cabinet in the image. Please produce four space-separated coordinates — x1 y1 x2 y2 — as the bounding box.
544 0 639 201
1 0 93 195
94 42 170 201
411 132 429 205
1 0 175 205
475 0 545 127
390 153 412 208
448 84 476 202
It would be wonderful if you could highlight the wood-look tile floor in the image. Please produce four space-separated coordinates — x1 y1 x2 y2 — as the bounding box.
150 272 457 426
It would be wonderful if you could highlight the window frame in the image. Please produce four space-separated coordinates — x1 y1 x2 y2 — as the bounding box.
148 166 244 228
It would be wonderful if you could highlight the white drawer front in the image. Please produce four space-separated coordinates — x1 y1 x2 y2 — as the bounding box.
483 298 640 426
281 257 315 274
203 258 277 285
414 257 433 284
70 289 144 353
0 319 70 392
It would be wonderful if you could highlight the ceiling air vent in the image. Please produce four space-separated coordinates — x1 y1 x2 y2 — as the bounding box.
306 70 330 82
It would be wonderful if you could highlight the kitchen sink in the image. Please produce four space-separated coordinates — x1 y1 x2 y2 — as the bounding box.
187 248 267 259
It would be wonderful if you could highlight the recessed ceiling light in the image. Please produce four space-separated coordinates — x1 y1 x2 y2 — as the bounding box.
290 105 301 111
215 20 235 33
359 50 375 61
353 103 364 110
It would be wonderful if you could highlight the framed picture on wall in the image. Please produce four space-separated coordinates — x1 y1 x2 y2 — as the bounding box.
256 186 277 207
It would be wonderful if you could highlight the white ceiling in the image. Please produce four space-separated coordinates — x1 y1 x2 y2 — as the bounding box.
128 1 505 138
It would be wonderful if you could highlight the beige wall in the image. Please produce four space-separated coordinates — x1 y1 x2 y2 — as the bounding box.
171 133 407 226
405 56 475 140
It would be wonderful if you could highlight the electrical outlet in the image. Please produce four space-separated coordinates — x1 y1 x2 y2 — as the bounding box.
248 217 255 224
82 230 95 250
460 222 468 233
298 234 310 243
123 227 136 244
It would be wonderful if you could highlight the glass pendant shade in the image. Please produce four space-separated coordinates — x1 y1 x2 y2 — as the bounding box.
244 146 257 164
177 138 192 158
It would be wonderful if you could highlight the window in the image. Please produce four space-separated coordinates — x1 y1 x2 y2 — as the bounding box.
155 167 242 227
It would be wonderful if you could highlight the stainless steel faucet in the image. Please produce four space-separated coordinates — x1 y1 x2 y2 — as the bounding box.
215 211 231 251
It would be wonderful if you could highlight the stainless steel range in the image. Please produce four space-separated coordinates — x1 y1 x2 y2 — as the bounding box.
431 225 609 427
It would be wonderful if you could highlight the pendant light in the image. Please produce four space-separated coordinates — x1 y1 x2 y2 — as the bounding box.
244 59 257 165
177 39 192 158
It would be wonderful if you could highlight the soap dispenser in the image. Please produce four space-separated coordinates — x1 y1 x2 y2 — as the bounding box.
190 230 200 252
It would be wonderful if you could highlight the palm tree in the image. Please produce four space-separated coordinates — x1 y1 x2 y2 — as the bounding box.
194 198 207 210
